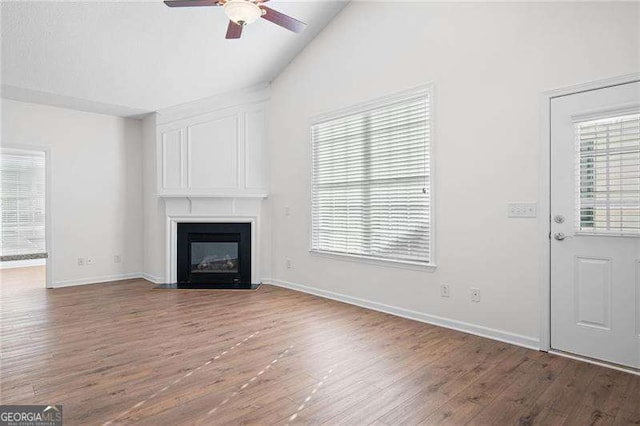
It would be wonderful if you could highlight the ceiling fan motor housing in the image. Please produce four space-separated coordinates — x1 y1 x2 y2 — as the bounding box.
224 0 262 26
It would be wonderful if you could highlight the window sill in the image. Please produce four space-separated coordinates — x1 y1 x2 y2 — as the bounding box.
0 252 48 262
309 250 437 273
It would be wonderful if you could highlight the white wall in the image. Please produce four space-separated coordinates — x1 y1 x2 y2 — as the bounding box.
267 2 640 343
1 99 143 286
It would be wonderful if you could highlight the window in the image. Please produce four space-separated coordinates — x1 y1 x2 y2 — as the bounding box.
310 87 432 266
575 112 640 235
0 148 46 256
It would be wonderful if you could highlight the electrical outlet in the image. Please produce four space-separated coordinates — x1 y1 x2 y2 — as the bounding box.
87 257 96 265
471 288 481 302
285 258 292 269
440 284 450 298
284 206 291 216
114 254 121 264
508 202 537 218
77 257 85 266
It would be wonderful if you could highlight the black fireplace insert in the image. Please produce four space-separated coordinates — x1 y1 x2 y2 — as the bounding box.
176 222 251 286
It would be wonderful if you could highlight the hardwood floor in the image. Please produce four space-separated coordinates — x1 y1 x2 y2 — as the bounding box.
1 266 639 425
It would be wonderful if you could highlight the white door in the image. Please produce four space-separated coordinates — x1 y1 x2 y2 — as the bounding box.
550 80 640 369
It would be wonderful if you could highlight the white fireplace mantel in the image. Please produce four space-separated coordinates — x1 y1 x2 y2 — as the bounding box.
150 86 270 285
158 192 267 199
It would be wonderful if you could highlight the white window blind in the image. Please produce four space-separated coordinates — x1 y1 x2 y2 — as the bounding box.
311 88 432 265
575 113 640 234
0 149 46 256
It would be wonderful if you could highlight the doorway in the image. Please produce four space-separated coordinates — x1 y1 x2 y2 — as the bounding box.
543 76 640 370
0 146 51 288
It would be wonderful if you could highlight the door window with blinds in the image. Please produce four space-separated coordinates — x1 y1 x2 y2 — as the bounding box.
0 148 46 256
575 112 640 235
311 87 432 266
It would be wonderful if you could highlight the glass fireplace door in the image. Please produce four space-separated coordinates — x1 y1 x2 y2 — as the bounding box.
191 242 239 274
186 233 242 284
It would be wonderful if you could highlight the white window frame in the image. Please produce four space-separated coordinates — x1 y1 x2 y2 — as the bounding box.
307 84 436 272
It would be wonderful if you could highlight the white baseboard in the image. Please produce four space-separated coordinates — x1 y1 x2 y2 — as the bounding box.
264 278 540 351
0 259 46 269
51 273 142 288
141 273 165 284
52 272 166 288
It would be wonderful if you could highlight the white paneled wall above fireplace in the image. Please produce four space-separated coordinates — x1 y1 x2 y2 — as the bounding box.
156 101 268 198
143 86 272 285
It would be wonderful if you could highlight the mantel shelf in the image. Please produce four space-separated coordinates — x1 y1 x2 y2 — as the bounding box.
157 191 268 199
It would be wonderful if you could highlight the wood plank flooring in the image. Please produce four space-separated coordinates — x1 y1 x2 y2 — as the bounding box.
1 266 639 425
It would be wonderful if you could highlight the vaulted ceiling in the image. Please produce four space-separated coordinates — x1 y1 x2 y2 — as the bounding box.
1 0 347 117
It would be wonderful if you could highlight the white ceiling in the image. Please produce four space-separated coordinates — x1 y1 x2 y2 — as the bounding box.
1 0 347 117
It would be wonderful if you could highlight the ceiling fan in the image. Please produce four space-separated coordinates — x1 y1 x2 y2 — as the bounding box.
164 0 307 39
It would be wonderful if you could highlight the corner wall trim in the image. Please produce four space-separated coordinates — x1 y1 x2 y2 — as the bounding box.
264 278 540 351
51 273 142 288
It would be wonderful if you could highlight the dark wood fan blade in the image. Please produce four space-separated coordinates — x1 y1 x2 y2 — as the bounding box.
260 6 306 33
226 21 243 39
164 0 221 7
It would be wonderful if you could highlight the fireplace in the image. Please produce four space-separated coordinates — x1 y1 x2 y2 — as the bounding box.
177 222 251 285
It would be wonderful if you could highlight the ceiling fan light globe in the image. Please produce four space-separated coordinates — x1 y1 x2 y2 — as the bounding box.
224 0 261 25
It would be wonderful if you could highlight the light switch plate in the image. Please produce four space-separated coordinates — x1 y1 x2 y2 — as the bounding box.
508 202 537 218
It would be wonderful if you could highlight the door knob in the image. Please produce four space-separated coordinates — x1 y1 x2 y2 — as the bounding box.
554 232 572 241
